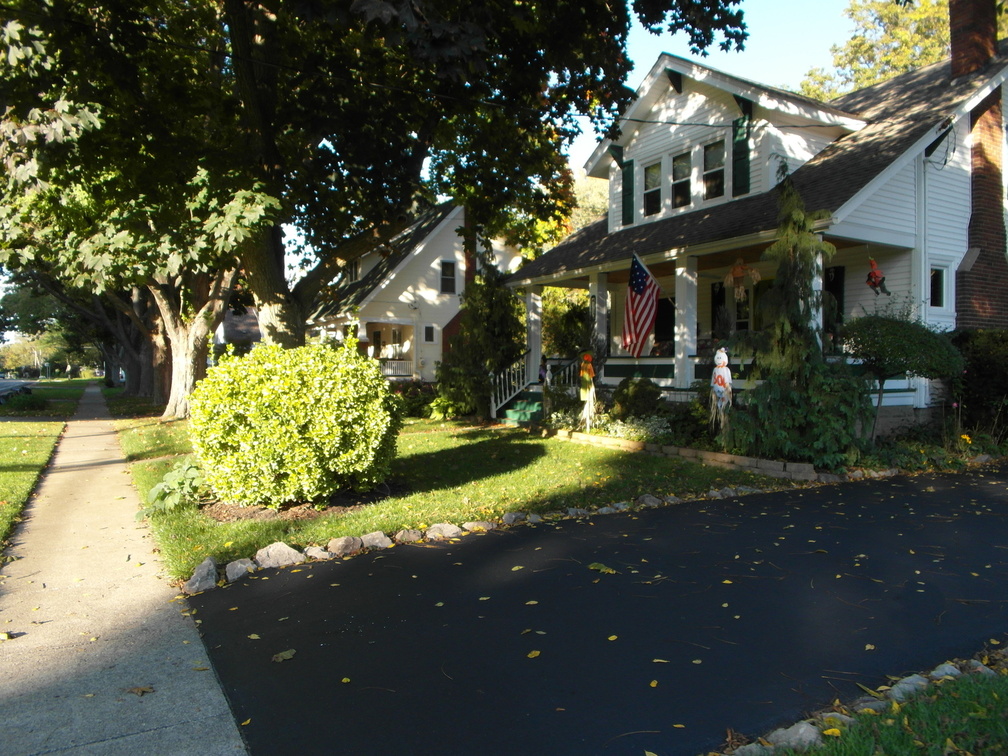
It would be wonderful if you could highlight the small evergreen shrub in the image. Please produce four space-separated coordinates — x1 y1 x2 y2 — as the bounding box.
392 380 436 417
189 340 402 507
611 377 662 419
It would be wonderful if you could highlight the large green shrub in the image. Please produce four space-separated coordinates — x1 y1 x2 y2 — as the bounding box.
189 340 402 507
952 329 1008 440
730 361 874 471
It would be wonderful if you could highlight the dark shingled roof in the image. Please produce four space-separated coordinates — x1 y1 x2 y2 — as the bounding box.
310 202 457 321
511 44 1008 284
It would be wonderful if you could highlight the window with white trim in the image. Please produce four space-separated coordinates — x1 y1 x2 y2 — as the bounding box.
671 151 691 208
643 161 662 216
423 325 437 344
703 140 726 200
930 267 946 308
440 261 456 294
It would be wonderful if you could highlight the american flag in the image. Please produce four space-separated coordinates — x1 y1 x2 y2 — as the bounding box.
622 254 660 359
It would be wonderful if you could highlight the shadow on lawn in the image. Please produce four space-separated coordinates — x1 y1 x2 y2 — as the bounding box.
392 429 549 495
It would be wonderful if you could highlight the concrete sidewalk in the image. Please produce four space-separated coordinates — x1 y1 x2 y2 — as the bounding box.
0 385 245 755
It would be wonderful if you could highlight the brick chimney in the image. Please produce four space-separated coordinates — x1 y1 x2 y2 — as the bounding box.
952 0 1008 329
950 0 997 78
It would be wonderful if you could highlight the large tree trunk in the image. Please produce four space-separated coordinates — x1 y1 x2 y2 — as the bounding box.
149 269 238 420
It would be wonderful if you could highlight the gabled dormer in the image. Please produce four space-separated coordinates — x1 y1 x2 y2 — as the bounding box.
588 53 866 233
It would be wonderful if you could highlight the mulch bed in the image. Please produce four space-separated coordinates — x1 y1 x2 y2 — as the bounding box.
199 480 408 523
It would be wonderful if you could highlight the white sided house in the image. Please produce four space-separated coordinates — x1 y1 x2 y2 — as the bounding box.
504 4 1008 422
309 203 522 382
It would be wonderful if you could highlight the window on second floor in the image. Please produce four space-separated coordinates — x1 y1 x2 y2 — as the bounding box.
672 151 691 208
703 140 726 200
643 162 662 216
440 260 456 294
346 258 360 282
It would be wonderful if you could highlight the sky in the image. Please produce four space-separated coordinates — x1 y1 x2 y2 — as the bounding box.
566 0 856 169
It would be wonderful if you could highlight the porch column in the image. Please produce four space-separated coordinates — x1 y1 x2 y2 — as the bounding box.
674 256 698 389
589 273 609 355
525 286 542 384
812 245 824 349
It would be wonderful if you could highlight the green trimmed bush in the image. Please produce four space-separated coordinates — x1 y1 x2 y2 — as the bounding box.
189 340 402 507
611 377 662 420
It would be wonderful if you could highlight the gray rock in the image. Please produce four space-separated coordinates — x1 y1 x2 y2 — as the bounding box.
565 507 590 517
327 536 363 557
304 546 331 561
597 506 617 515
967 659 997 676
526 514 543 524
183 557 218 594
819 712 856 728
850 696 888 713
719 487 737 498
361 531 393 549
732 744 773 756
736 486 763 494
255 542 305 569
225 558 255 583
818 473 844 484
972 454 992 464
462 521 496 532
393 529 423 544
612 502 630 511
930 662 962 680
706 488 723 499
848 470 864 480
888 674 929 702
662 495 682 505
766 721 822 752
502 512 525 525
636 494 664 508
426 523 463 540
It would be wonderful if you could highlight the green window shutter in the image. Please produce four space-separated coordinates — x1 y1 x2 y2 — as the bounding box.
732 97 753 197
621 160 635 226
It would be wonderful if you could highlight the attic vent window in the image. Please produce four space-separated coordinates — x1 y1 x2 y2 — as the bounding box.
672 151 691 208
643 162 662 216
347 258 360 282
703 141 725 200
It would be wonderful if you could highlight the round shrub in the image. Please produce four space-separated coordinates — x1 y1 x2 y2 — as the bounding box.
611 377 662 420
189 340 402 507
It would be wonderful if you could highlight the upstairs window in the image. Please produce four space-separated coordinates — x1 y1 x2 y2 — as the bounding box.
643 162 662 216
440 260 456 294
672 151 691 208
930 267 946 308
703 141 725 200
346 258 360 282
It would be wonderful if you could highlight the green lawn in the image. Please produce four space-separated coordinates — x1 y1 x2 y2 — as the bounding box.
112 411 786 580
0 379 88 418
0 421 66 548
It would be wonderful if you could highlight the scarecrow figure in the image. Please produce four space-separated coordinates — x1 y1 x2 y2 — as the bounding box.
725 258 761 302
866 258 891 296
579 351 597 431
709 347 733 431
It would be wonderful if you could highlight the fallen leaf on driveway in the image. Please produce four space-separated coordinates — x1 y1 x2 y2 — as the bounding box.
271 649 296 663
126 686 154 696
588 563 616 575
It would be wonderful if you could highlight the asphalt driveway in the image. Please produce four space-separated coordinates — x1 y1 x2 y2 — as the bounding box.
190 464 1008 755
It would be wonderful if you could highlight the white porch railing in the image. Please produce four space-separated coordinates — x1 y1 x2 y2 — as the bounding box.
379 359 413 377
490 351 533 419
545 359 578 389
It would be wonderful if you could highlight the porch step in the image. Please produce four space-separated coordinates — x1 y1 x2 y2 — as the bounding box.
500 390 543 427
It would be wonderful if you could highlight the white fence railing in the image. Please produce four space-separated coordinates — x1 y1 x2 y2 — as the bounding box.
490 351 532 419
379 359 413 378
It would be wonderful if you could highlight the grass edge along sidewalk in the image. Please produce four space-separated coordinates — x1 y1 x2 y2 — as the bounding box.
0 380 88 549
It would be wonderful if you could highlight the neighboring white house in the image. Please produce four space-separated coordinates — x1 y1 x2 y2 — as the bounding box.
308 203 522 382
508 5 1008 416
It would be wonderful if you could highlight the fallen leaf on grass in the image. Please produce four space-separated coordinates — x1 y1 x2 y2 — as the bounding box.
126 686 154 697
823 728 841 737
271 649 296 663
